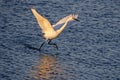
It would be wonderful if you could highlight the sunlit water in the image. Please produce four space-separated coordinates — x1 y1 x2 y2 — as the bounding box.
0 0 120 80
31 54 66 80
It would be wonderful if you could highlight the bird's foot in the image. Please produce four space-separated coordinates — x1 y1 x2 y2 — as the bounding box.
53 43 58 50
48 40 58 50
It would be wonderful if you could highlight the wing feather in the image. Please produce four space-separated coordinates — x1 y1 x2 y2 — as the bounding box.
31 8 54 32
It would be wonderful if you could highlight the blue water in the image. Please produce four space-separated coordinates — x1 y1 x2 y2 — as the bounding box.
0 0 120 80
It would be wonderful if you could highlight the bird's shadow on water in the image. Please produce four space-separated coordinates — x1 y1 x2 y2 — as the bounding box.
23 43 59 55
23 43 40 51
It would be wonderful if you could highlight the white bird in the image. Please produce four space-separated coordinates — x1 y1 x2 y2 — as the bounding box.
31 8 79 51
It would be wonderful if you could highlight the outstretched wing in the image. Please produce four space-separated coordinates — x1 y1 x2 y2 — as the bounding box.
31 8 54 32
52 14 78 27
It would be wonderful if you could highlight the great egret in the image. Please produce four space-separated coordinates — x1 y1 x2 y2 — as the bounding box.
31 8 79 51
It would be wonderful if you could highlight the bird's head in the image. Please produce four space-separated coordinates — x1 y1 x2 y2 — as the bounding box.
67 14 79 22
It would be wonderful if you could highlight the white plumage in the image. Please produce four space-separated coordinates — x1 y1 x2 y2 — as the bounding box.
31 8 79 50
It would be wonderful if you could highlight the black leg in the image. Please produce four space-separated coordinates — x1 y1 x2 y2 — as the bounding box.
39 41 46 51
48 40 58 50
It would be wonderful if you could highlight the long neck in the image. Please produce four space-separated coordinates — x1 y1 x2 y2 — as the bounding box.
56 21 69 35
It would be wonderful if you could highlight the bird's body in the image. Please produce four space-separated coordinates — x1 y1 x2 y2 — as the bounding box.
31 8 79 50
43 30 58 40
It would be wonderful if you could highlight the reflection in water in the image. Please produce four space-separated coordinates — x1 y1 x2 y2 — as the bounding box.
31 54 63 80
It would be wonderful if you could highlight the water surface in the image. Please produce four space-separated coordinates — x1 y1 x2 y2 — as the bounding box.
0 0 120 80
